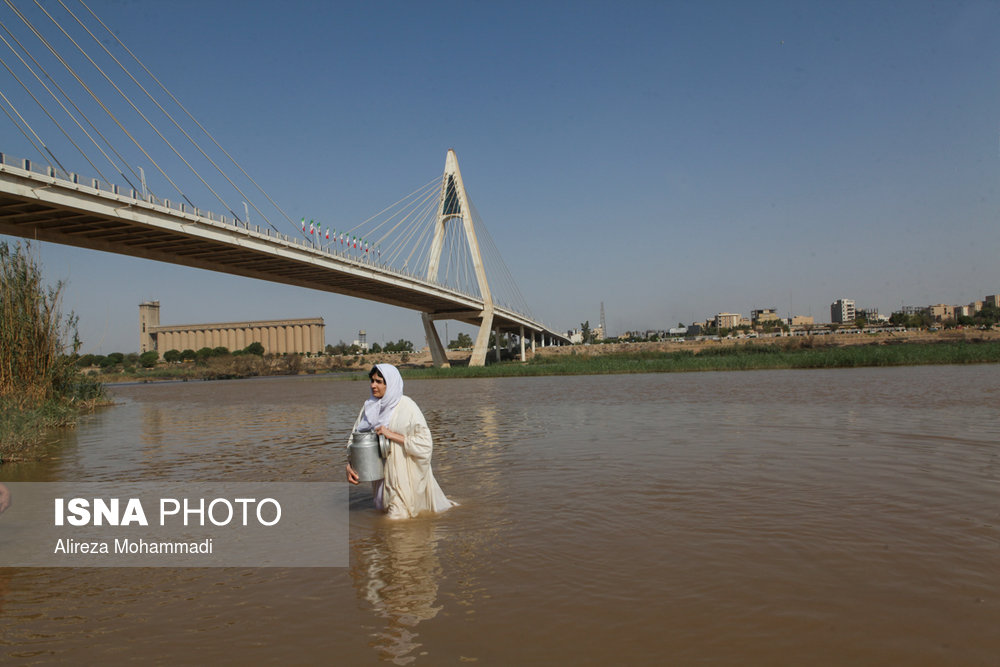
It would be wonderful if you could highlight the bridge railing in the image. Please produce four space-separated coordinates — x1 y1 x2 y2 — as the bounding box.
0 150 259 227
0 150 561 335
0 150 488 307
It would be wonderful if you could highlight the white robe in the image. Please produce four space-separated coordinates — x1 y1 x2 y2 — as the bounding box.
351 395 455 519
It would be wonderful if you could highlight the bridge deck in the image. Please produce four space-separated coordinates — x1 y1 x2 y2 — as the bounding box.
0 162 567 343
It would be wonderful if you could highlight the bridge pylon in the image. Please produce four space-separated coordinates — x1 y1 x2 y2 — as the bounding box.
424 149 494 367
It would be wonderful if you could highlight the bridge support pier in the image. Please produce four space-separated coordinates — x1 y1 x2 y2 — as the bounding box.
469 306 494 367
520 326 526 362
422 313 450 368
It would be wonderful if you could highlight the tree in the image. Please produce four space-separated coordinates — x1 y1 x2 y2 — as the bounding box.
327 340 350 355
384 339 413 353
370 342 382 354
891 310 934 329
213 346 230 356
243 342 265 356
978 304 1000 324
448 332 473 349
488 331 510 349
163 349 181 363
139 350 159 368
76 354 99 367
580 321 591 344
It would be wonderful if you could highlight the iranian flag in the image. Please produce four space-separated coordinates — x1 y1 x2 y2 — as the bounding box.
301 217 306 232
309 220 315 235
326 227 330 240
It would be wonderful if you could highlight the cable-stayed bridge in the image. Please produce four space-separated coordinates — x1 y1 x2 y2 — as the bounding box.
0 1 567 366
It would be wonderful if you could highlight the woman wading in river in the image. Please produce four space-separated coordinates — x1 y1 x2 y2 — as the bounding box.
346 364 455 519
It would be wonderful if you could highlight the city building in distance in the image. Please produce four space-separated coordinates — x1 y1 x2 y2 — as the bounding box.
139 301 324 355
831 298 856 324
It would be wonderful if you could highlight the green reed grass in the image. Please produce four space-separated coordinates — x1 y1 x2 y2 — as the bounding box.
0 241 105 461
402 341 1000 380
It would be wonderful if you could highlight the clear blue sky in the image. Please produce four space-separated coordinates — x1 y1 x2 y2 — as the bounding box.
2 0 998 353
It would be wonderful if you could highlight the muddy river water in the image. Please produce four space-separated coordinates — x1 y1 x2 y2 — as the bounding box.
1 365 998 664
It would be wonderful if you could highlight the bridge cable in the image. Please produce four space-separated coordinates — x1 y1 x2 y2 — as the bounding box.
29 0 222 213
0 17 141 191
365 180 439 269
387 187 438 274
60 0 282 234
469 196 533 317
0 82 51 169
0 53 86 180
2 0 184 203
76 0 302 234
0 23 117 185
386 186 440 269
343 176 438 240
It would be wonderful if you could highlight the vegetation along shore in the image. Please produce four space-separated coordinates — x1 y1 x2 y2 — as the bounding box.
406 335 1000 379
89 329 1000 384
0 242 105 463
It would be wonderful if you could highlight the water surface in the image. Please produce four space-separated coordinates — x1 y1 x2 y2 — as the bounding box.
1 366 998 664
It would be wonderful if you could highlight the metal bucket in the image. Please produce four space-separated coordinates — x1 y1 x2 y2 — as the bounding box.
349 431 387 482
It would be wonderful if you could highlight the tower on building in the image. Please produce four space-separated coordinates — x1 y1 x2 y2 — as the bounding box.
139 300 160 353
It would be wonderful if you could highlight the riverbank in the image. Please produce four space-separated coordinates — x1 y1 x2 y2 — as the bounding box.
409 337 1000 379
0 395 107 463
91 329 1000 384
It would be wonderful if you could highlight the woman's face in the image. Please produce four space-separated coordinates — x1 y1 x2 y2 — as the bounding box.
370 372 386 399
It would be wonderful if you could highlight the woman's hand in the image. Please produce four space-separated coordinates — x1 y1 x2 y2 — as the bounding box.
374 425 403 445
345 463 359 485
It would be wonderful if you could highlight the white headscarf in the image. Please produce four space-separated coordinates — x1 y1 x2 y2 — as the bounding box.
358 363 403 431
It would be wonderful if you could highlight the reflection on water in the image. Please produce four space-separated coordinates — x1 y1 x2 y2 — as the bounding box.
1 366 999 664
352 519 444 664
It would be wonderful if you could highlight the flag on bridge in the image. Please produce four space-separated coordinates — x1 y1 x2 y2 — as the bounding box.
301 217 306 232
309 220 315 235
